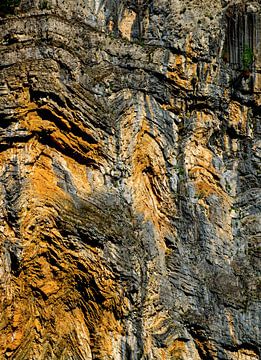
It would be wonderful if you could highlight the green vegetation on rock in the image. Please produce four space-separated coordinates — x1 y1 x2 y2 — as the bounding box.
242 45 254 70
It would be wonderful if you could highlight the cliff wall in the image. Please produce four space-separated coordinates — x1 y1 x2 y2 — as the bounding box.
0 0 260 359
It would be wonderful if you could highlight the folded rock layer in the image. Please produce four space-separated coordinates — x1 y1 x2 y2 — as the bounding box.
0 0 260 359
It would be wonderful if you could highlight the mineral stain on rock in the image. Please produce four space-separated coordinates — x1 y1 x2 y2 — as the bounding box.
0 0 260 359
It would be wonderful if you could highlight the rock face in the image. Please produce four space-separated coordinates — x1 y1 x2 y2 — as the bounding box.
0 0 260 359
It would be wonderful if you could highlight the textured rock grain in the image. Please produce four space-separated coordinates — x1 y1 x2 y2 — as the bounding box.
0 0 260 359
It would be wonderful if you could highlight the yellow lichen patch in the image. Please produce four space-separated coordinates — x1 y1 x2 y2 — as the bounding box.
39 280 60 297
160 97 185 114
189 170 229 208
130 119 170 231
166 70 193 90
166 52 198 91
66 156 106 196
91 309 123 358
19 105 101 166
0 300 32 353
190 144 217 172
29 157 59 198
184 33 198 60
228 101 248 135
193 339 218 360
187 141 224 200
227 349 260 360
203 62 213 84
166 339 202 360
16 87 32 107
193 176 218 199
118 9 136 41
192 111 217 144
1 219 124 358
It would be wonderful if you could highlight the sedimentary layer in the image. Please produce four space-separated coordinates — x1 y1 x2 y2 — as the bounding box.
0 1 260 359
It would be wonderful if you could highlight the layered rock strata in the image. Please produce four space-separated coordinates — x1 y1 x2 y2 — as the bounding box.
0 0 260 359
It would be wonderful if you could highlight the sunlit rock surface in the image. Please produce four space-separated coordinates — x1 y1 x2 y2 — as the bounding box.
0 0 260 359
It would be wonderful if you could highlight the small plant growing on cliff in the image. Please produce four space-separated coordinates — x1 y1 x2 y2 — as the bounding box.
0 0 20 14
242 46 254 71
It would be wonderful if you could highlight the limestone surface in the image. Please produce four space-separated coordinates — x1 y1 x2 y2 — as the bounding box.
0 0 260 359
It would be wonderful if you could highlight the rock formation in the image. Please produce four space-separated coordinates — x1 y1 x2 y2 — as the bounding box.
0 0 260 359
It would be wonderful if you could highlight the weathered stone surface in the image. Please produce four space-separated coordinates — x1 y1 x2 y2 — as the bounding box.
0 0 260 359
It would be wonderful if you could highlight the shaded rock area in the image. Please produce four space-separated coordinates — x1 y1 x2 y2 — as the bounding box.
0 0 260 359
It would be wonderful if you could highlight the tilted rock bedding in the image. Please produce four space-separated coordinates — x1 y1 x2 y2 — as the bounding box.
0 0 260 359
